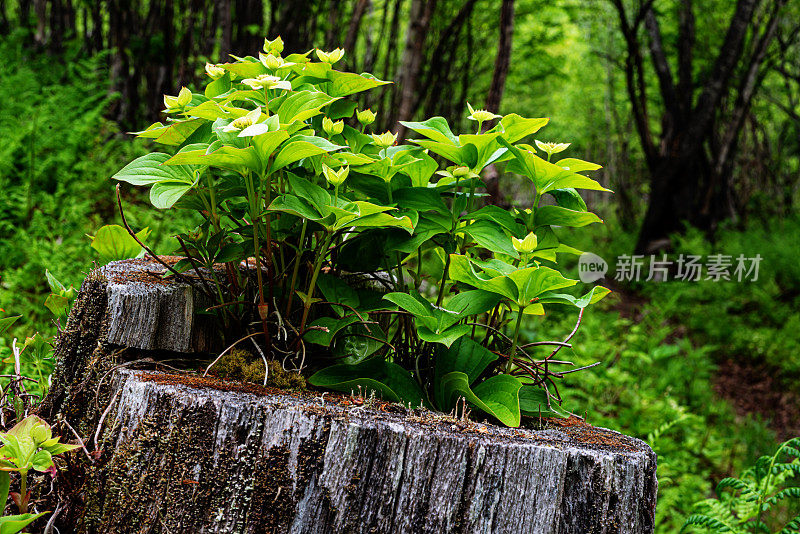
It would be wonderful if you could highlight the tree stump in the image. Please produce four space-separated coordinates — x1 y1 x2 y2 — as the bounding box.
41 258 658 533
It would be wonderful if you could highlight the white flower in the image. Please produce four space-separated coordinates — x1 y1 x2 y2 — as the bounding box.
370 131 397 149
241 74 292 91
534 140 570 157
222 108 269 137
467 102 500 123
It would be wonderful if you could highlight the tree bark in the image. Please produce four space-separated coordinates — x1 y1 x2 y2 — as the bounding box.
612 0 790 252
485 0 515 116
42 258 658 533
393 0 436 140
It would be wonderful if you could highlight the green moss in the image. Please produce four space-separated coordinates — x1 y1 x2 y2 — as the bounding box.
212 349 306 391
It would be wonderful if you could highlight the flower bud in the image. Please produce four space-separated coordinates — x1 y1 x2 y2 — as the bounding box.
322 164 349 187
370 131 397 149
263 36 284 55
322 117 344 136
452 166 470 177
205 63 226 79
177 87 192 107
512 232 538 254
163 94 179 109
356 108 376 126
316 48 345 64
30 422 52 445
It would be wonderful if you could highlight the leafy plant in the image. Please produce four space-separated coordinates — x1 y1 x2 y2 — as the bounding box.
110 36 611 426
0 415 79 532
682 437 800 533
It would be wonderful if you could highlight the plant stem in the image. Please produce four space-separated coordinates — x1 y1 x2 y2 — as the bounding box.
285 219 308 317
436 251 451 308
19 470 27 514
245 173 270 349
506 305 524 373
298 232 333 337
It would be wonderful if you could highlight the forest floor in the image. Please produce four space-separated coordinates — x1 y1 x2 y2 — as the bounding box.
610 282 800 442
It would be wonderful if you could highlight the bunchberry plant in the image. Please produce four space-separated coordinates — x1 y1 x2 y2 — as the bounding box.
111 36 611 427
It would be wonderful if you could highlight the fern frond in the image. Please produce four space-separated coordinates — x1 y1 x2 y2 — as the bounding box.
681 514 737 533
777 515 800 534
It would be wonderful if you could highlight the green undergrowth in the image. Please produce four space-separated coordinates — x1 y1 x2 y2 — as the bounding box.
649 217 800 379
0 32 193 342
529 298 777 533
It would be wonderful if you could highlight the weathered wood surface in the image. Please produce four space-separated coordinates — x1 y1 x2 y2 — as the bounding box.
41 258 658 534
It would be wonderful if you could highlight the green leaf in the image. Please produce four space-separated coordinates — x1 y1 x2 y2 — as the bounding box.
0 316 21 336
554 157 602 172
133 119 203 146
548 188 588 212
150 180 196 209
327 99 358 120
304 316 359 347
272 140 330 172
44 294 70 317
167 146 261 175
417 324 473 347
204 72 231 98
0 472 9 514
317 273 360 316
277 90 340 124
331 323 386 364
534 206 602 228
327 71 390 97
399 117 458 145
433 337 498 412
90 225 150 263
383 292 436 329
440 372 522 427
285 174 331 211
252 130 290 162
44 269 66 293
498 138 611 194
518 384 568 418
468 206 525 235
268 195 324 221
113 152 195 187
446 290 503 319
494 114 549 143
0 512 49 534
220 59 266 78
536 286 611 308
462 220 518 258
308 358 425 405
31 449 53 472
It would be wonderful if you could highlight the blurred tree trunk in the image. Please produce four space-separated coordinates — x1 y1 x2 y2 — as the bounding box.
485 0 514 117
483 0 515 206
0 0 9 35
611 0 789 253
393 0 437 140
